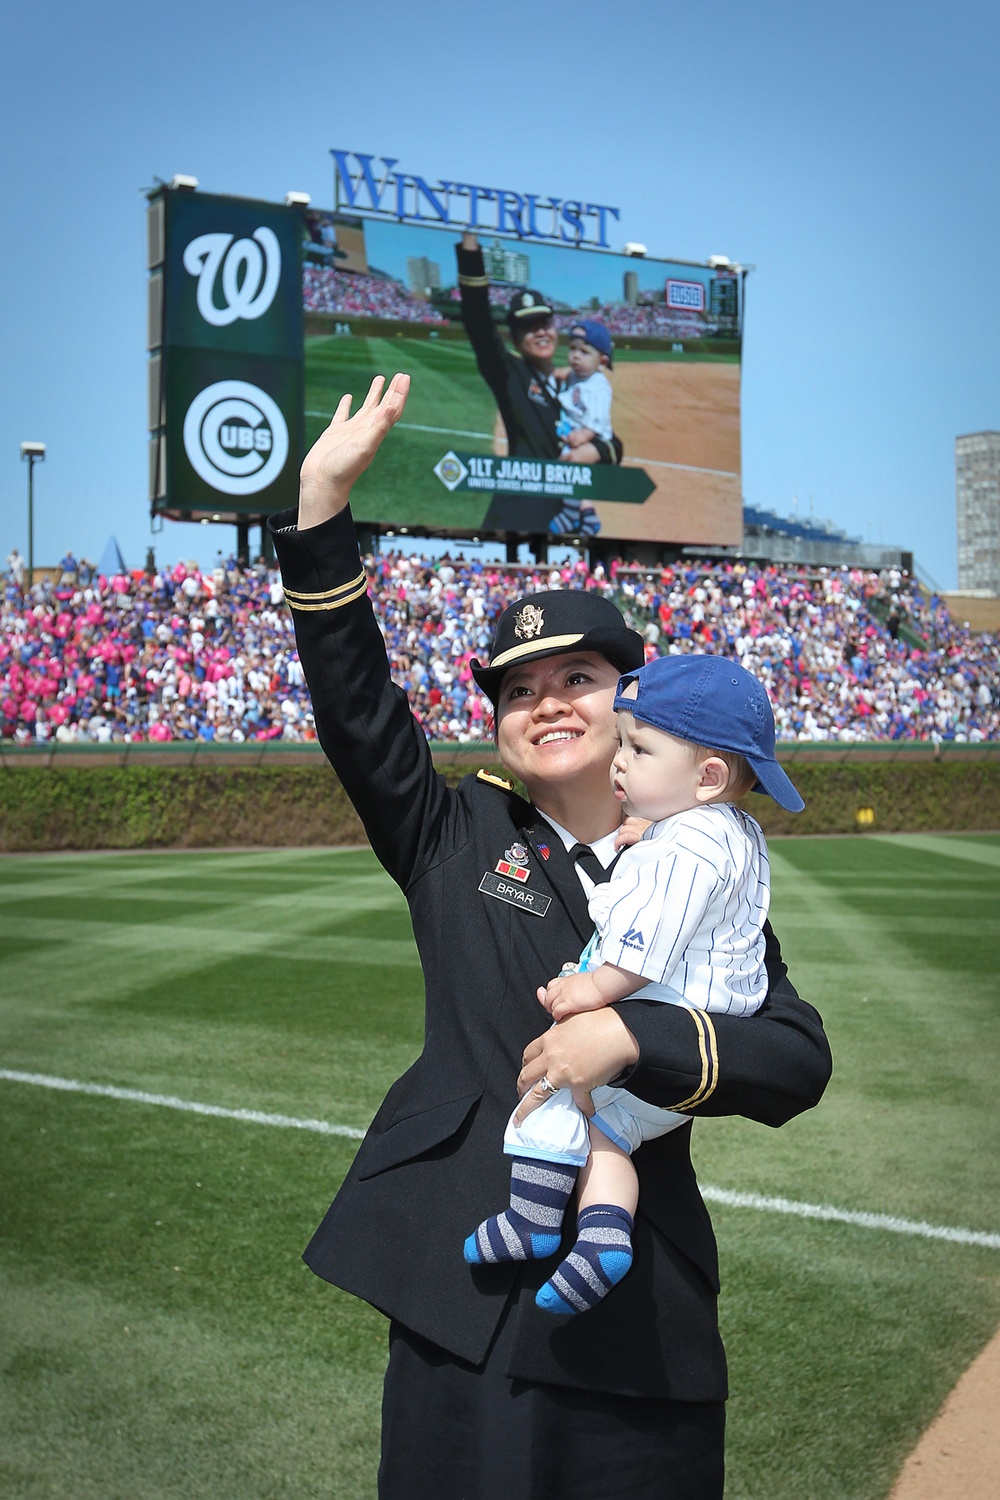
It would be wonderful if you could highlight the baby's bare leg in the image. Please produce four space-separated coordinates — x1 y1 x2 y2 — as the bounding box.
536 1123 636 1316
579 1123 638 1216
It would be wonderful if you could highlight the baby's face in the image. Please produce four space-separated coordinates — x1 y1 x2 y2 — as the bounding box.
611 688 706 822
567 338 604 377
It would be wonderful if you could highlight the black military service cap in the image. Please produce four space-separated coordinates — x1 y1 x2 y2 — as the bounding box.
506 289 554 329
471 590 645 703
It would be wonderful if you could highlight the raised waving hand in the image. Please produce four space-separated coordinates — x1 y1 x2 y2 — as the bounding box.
298 373 410 530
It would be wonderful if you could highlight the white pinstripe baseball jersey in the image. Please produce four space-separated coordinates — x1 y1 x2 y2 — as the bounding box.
589 803 771 1017
557 369 614 441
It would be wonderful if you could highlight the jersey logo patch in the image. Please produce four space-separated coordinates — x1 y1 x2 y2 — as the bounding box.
621 927 645 951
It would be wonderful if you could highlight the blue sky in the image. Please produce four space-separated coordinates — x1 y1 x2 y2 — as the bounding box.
2 0 998 587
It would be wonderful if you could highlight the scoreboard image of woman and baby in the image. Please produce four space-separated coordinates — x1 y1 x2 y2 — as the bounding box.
148 154 745 550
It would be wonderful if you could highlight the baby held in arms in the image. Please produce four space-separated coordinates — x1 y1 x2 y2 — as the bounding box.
465 653 804 1314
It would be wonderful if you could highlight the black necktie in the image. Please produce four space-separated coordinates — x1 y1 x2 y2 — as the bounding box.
570 842 613 885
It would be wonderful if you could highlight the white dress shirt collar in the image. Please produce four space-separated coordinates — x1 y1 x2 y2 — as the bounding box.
536 812 620 895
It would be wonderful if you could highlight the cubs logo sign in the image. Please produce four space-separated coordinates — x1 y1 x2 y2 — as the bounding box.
182 380 289 496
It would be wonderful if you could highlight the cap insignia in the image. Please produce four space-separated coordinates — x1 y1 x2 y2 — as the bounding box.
514 604 545 641
522 292 534 307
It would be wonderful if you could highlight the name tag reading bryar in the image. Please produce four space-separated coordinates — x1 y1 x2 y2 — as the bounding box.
479 871 551 917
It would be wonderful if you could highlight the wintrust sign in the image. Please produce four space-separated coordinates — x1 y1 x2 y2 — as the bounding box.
331 150 621 248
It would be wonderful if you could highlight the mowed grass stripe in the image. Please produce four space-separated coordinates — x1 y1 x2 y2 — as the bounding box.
868 832 1000 868
0 859 414 991
2 913 418 967
767 848 1000 948
0 849 382 910
5 1067 1000 1250
0 899 417 1015
0 853 393 879
0 848 424 1138
0 845 371 873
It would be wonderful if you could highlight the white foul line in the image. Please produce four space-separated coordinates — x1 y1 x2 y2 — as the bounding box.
628 456 739 478
0 1069 365 1140
4 1068 998 1251
306 413 496 443
699 1186 1000 1251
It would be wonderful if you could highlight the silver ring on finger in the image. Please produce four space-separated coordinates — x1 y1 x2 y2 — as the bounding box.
537 1076 557 1096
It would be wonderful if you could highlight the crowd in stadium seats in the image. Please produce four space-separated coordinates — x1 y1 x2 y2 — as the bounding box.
459 285 721 342
303 270 724 343
2 550 998 746
303 266 447 323
590 305 718 339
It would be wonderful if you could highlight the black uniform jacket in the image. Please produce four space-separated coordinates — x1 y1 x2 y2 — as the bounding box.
457 243 564 460
270 507 833 1402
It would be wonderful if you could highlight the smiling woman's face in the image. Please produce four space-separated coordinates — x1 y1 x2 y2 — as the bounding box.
494 651 621 806
514 318 558 366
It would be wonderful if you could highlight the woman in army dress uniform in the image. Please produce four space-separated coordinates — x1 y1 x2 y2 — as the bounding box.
269 374 832 1500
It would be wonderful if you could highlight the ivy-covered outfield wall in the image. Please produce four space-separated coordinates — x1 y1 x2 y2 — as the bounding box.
1 744 998 852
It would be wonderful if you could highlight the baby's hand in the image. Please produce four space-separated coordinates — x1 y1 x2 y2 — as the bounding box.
537 971 609 1023
614 815 650 850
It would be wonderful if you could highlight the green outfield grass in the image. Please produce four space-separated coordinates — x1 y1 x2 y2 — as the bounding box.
2 836 999 1499
306 332 498 531
304 331 693 534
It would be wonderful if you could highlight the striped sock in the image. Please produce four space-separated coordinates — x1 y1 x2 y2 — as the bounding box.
535 1204 634 1314
548 501 582 535
464 1158 576 1265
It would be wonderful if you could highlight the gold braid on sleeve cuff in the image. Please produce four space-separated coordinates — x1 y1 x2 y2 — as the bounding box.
665 1010 719 1112
458 274 490 287
282 570 368 612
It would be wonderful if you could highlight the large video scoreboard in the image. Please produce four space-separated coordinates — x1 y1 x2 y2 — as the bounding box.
147 157 745 549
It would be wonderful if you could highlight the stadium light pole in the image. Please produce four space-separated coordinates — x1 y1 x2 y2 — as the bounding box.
19 441 46 586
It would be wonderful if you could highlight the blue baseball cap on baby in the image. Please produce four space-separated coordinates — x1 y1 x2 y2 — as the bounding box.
568 319 614 367
614 654 805 812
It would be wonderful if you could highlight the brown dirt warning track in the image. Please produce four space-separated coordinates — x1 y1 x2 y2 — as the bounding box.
611 360 741 474
597 361 743 545
889 1321 1000 1498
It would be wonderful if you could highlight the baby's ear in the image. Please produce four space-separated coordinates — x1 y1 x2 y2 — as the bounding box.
695 756 731 802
